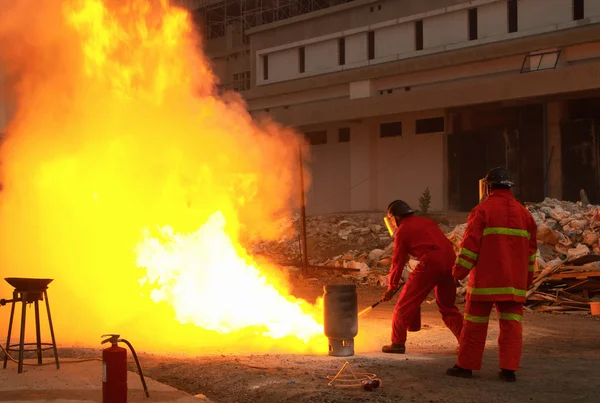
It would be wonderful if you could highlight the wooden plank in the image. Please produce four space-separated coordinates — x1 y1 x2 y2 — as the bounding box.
547 271 600 280
567 254 600 266
563 279 589 292
527 262 565 298
559 290 590 303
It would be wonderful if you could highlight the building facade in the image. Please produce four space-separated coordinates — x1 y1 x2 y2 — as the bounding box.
240 0 600 214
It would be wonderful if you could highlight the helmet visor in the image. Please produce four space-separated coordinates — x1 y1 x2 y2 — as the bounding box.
384 215 398 237
479 178 489 203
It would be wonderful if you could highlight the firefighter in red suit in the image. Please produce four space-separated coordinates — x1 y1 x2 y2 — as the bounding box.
446 167 537 382
381 200 463 354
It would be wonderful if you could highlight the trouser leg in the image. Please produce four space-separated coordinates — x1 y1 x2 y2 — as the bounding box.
434 276 463 341
457 300 493 371
496 301 524 371
391 265 435 344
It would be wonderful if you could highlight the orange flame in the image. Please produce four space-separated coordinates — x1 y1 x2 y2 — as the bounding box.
0 0 325 353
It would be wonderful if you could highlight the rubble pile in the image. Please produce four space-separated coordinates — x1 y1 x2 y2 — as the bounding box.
526 254 600 314
527 198 600 258
251 213 393 265
256 198 600 313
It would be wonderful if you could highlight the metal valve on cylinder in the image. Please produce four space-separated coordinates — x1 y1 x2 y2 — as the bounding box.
323 284 358 357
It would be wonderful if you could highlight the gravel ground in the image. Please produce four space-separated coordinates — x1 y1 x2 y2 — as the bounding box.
55 284 600 403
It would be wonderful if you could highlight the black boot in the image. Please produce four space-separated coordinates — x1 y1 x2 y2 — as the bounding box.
382 343 406 354
446 364 473 378
499 369 516 382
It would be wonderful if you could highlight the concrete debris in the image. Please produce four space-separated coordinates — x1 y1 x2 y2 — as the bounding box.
368 249 386 262
253 199 600 309
249 212 393 265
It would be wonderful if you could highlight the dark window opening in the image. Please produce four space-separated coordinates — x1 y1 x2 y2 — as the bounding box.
368 31 375 60
338 127 351 143
415 20 424 50
378 5 382 11
468 8 478 40
508 0 518 33
574 0 584 20
339 38 346 65
262 55 269 80
306 130 327 145
416 117 445 134
380 122 402 138
299 46 305 73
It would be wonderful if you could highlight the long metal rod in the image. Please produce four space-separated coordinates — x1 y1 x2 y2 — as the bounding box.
298 145 309 276
542 100 549 198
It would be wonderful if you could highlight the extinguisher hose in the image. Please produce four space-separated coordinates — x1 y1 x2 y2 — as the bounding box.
120 338 150 398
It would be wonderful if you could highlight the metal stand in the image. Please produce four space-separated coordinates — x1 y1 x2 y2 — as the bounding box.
3 290 60 373
328 338 355 357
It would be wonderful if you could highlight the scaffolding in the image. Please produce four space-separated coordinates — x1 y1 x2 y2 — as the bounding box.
172 0 356 90
184 0 356 41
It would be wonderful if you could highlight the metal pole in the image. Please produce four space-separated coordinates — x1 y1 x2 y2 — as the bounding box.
298 145 309 276
542 100 549 198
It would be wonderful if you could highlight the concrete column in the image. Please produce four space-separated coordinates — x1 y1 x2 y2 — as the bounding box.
546 101 568 199
350 121 376 211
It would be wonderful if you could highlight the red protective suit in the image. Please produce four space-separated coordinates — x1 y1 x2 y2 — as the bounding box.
453 189 537 371
388 215 463 345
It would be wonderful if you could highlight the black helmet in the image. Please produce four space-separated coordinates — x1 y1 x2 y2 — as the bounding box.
387 200 415 217
484 166 514 187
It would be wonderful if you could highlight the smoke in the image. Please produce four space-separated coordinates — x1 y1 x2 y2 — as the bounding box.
0 0 317 353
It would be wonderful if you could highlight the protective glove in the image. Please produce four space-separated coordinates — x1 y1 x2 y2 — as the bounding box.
382 288 397 302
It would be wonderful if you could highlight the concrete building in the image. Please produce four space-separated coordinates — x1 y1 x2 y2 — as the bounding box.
234 0 600 215
177 0 355 92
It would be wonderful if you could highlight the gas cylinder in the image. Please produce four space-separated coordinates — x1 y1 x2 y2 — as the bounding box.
323 284 358 357
102 334 127 403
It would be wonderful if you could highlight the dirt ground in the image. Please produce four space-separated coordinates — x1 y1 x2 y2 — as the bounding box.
58 284 600 403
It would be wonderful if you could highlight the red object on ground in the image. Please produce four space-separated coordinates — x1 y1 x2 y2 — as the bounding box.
388 215 463 344
103 343 128 403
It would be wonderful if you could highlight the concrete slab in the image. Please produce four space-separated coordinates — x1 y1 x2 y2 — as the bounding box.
0 359 207 402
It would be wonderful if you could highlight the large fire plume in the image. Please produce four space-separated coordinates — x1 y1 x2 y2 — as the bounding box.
0 0 326 353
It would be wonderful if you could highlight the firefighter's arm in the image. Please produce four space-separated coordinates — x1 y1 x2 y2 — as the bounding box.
527 213 538 287
452 207 485 280
388 231 409 291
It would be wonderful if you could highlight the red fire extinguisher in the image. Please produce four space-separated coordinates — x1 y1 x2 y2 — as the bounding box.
101 334 150 403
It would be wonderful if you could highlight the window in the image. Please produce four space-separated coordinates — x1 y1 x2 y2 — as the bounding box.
262 55 269 80
468 8 478 41
520 49 561 73
306 131 327 145
368 31 375 60
299 46 305 73
338 127 351 143
339 38 346 65
573 0 584 20
508 0 518 33
415 20 424 51
416 117 445 134
380 122 402 138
